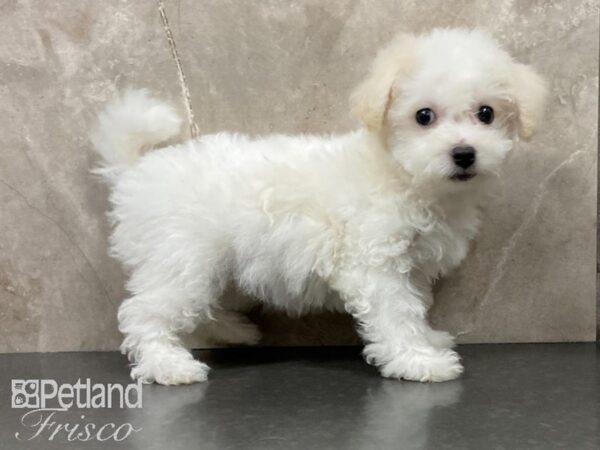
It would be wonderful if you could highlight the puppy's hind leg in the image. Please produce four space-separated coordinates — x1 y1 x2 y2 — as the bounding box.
119 277 219 385
194 308 262 346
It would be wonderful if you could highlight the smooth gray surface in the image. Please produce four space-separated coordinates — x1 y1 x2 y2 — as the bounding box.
0 344 598 449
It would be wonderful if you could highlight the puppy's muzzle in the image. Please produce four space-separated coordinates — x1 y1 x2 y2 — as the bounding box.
450 146 476 181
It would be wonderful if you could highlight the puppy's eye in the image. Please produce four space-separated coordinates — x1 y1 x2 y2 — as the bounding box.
415 108 436 126
477 105 494 124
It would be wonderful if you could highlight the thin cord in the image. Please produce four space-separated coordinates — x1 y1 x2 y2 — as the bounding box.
157 0 199 139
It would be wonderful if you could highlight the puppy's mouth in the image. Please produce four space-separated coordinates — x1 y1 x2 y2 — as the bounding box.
450 172 476 182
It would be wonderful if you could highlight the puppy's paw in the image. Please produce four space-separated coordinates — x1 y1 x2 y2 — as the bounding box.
378 348 463 383
426 329 456 349
131 354 210 385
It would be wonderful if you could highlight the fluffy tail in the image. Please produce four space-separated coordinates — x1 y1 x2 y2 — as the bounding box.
91 89 182 182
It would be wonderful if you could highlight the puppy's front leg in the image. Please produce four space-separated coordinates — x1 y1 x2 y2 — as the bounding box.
333 270 463 382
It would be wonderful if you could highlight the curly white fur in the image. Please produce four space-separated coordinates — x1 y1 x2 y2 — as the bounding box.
92 29 546 385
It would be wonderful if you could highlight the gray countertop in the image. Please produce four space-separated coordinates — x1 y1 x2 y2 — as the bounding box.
0 343 598 449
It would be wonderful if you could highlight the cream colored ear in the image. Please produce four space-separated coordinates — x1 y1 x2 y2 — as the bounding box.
511 63 548 140
350 33 416 131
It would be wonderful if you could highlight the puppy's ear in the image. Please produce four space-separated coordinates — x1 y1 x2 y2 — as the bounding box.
511 63 548 140
350 33 416 131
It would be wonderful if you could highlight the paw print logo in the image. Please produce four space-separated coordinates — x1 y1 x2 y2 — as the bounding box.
13 393 26 406
11 380 39 408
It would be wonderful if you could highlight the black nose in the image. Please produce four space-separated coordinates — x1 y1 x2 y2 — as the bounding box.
451 146 476 169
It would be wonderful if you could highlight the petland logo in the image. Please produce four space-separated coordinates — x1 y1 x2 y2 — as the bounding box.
11 379 142 442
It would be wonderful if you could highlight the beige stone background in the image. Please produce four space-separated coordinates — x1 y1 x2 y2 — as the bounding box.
0 0 597 352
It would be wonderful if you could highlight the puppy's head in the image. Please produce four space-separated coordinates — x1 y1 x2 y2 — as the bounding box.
350 29 547 189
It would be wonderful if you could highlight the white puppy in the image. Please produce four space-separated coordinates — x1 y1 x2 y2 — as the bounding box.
92 28 546 385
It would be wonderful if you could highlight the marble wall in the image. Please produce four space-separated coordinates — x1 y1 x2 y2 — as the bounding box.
0 0 597 352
